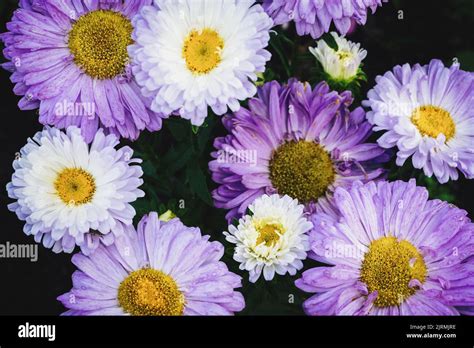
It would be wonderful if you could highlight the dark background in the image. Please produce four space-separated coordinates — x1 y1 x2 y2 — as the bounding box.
0 0 473 315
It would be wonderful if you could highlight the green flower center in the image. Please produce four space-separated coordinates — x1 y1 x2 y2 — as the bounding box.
269 141 335 203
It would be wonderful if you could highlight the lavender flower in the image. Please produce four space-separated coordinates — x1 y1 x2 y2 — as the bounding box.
1 0 164 142
58 213 245 315
263 0 388 39
296 179 474 315
209 79 387 222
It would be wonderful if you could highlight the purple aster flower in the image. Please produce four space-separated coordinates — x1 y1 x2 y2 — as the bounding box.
58 212 245 315
262 0 388 39
6 126 144 255
363 59 474 183
296 179 474 315
209 79 388 222
1 0 165 142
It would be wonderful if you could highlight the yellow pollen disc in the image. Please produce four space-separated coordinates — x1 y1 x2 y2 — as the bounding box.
411 105 456 141
182 28 224 75
269 141 335 203
360 236 427 307
118 268 185 316
54 168 96 206
68 10 133 79
255 222 285 247
337 50 352 61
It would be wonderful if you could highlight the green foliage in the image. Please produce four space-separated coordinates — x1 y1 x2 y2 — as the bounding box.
132 115 222 230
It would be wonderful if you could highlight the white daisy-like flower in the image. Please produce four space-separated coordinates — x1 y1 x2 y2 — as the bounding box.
7 126 145 255
224 194 312 283
129 0 273 126
309 32 367 83
363 59 474 183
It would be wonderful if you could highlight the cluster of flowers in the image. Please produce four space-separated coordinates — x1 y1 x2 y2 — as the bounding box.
3 0 473 316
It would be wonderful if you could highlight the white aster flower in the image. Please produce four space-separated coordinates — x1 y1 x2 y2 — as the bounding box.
309 32 367 82
129 0 273 126
224 194 312 283
7 126 144 254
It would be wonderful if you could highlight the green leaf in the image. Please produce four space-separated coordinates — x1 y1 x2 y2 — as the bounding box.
164 146 194 175
166 119 188 141
191 125 200 134
141 160 157 177
186 164 213 205
321 32 338 50
269 31 292 79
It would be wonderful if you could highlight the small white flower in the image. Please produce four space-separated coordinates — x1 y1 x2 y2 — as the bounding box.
6 126 144 254
224 194 312 283
309 32 367 82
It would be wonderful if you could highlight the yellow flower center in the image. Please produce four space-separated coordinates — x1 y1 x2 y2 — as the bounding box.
255 222 285 247
182 28 224 75
360 236 427 307
54 168 96 206
68 10 133 79
410 105 456 141
118 268 185 316
269 141 335 203
337 50 353 62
